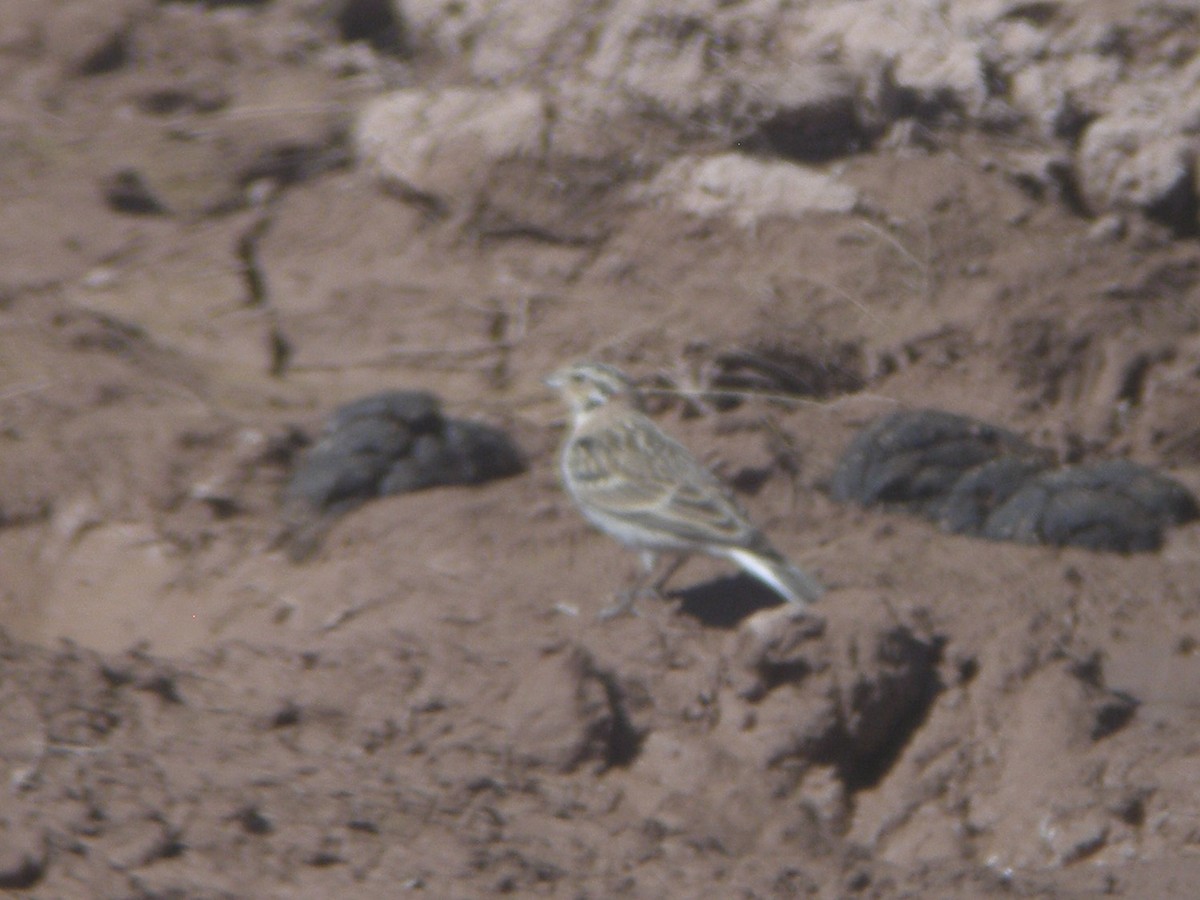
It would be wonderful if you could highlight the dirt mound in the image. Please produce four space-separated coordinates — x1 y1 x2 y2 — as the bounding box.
2 0 1199 896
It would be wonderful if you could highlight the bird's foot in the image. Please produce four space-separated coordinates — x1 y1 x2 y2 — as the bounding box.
596 586 660 621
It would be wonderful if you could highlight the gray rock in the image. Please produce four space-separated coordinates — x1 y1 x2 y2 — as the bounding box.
356 87 551 211
1077 116 1197 229
284 390 524 515
983 459 1199 552
638 153 859 228
833 409 1198 553
936 456 1052 535
830 409 1041 515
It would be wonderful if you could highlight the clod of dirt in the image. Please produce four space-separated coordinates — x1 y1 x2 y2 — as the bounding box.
75 27 129 77
639 153 860 227
334 0 410 56
47 3 136 78
356 88 551 214
723 595 941 792
0 835 46 890
102 169 168 216
235 135 354 194
1077 115 1199 234
136 83 230 116
832 409 1198 552
734 65 878 162
730 605 830 700
831 616 943 790
503 644 640 773
707 344 866 406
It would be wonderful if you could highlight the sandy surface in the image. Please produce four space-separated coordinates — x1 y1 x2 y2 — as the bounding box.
2 0 1200 896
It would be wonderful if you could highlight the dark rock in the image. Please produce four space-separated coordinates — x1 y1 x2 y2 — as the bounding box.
834 410 1197 553
830 409 1043 514
983 460 1199 552
936 456 1052 534
283 390 525 521
435 419 527 484
327 390 441 434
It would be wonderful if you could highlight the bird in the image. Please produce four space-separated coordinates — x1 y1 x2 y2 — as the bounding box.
545 361 824 614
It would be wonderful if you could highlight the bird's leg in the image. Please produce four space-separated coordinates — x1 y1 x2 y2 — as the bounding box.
598 586 641 621
639 550 657 576
598 552 690 620
599 552 658 620
649 553 689 595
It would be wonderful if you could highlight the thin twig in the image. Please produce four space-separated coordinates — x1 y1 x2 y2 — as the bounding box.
289 340 516 372
639 383 901 411
855 218 933 303
320 596 394 633
0 378 53 403
786 273 887 327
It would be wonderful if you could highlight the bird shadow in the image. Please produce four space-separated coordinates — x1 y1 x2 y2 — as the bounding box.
671 574 784 629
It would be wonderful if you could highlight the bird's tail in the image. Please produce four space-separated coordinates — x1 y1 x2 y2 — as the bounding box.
726 547 825 606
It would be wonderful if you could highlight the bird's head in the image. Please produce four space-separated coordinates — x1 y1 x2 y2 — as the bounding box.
545 362 637 416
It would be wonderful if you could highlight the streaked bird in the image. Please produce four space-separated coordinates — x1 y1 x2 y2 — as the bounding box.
546 361 823 613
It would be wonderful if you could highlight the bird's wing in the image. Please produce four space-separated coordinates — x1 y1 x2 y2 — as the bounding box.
567 414 759 547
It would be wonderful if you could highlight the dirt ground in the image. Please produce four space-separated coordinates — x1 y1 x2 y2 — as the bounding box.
2 1 1200 897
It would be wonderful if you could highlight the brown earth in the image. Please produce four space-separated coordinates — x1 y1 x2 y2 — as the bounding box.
2 1 1200 897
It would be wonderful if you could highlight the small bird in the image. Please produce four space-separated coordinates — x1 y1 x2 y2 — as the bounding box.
546 361 824 613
